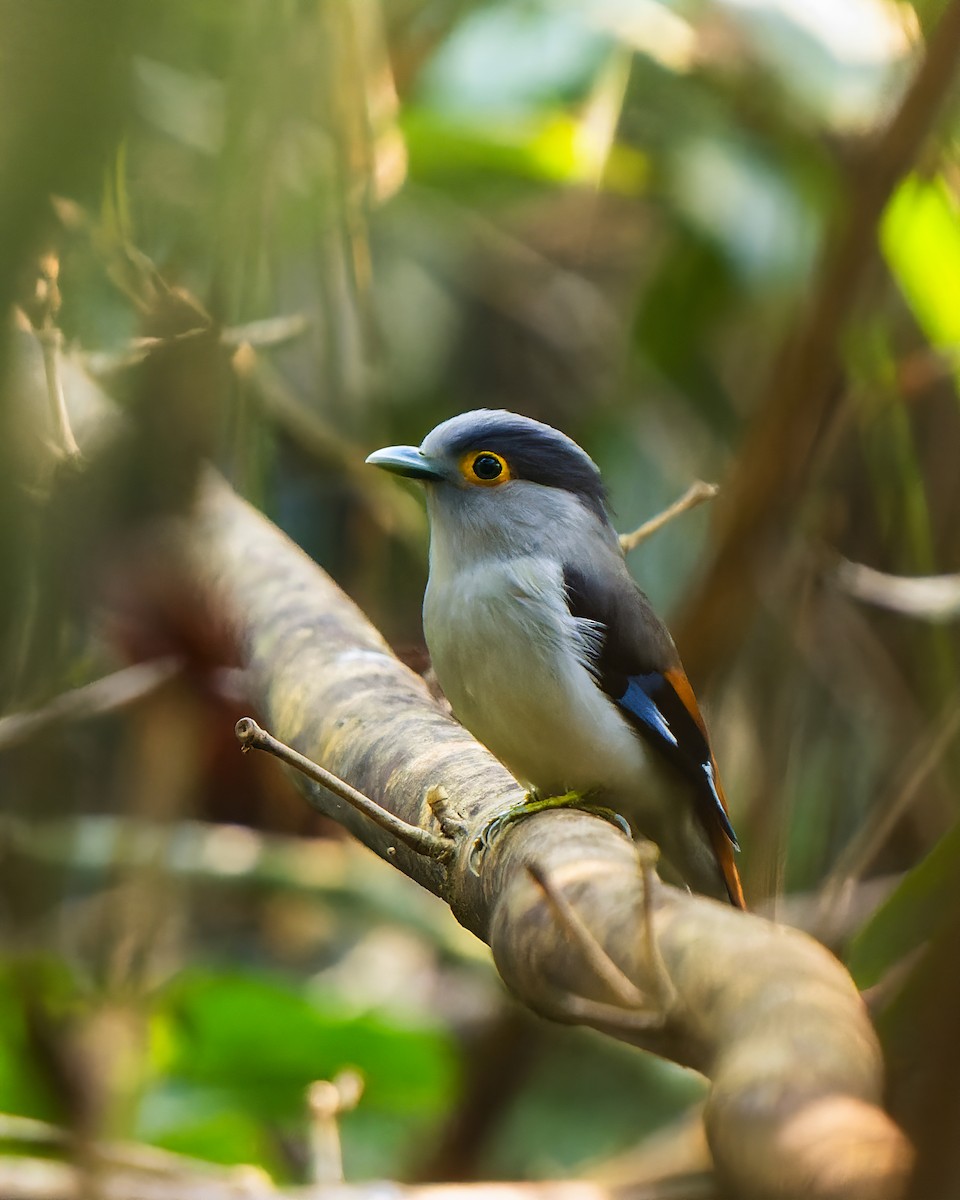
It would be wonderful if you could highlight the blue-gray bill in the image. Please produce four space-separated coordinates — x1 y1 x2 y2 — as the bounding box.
364 445 445 481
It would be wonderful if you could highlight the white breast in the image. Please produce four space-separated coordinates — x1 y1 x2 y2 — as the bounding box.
423 555 652 803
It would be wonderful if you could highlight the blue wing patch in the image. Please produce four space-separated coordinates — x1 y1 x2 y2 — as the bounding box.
560 561 740 863
619 673 679 748
616 671 738 849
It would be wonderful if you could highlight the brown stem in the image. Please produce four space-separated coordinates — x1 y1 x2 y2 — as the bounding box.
619 481 719 554
235 716 453 861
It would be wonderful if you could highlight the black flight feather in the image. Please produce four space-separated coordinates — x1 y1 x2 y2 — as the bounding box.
562 562 738 848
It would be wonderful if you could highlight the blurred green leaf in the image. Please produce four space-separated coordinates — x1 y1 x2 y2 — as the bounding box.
846 819 960 990
153 971 458 1118
137 969 461 1177
0 977 57 1122
632 228 739 431
488 1029 704 1178
668 135 819 286
136 1085 279 1170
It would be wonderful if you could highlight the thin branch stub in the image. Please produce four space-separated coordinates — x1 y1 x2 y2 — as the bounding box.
426 785 469 839
620 481 718 555
527 862 658 1017
234 717 453 861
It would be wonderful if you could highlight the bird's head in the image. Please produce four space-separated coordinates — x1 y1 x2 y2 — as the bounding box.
365 411 609 553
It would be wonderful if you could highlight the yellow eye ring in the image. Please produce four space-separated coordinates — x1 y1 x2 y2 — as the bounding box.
460 450 511 486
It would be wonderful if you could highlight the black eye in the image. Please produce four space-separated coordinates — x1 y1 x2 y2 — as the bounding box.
472 453 503 481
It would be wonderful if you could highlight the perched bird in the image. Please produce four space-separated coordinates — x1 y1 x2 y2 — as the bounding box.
366 410 744 907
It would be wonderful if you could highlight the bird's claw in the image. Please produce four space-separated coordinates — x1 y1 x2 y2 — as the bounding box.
469 793 538 874
469 790 631 874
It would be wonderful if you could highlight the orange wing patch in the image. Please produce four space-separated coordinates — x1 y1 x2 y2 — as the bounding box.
663 666 708 737
664 667 746 910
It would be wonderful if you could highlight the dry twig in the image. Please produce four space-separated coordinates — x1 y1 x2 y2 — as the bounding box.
235 716 453 861
0 659 181 752
619 482 719 555
835 559 960 622
307 1071 364 1185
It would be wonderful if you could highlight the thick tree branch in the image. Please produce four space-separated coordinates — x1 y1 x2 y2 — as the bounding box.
173 478 911 1200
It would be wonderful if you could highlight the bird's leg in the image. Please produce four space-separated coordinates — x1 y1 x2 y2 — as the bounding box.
470 789 631 872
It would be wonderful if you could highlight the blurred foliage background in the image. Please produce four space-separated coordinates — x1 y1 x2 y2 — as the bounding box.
2 0 960 1193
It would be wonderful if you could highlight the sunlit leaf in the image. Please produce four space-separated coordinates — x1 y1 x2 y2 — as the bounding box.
404 110 645 192
882 173 960 351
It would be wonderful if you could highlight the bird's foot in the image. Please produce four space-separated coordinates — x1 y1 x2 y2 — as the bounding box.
470 790 631 874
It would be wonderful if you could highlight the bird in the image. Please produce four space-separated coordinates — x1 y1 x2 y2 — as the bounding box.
366 409 744 907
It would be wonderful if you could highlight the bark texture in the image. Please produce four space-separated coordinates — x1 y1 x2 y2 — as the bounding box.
177 478 911 1200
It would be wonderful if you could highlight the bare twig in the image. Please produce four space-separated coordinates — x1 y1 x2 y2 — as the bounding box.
307 1071 364 1185
619 482 719 554
234 716 454 861
759 873 903 951
835 559 960 621
22 251 80 460
526 857 678 1037
221 313 310 350
818 700 960 908
0 1112 263 1180
0 659 182 753
38 326 80 460
82 314 310 377
427 785 470 839
230 342 427 550
546 992 673 1035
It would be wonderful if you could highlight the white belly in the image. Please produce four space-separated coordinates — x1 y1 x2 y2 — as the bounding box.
423 556 652 803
